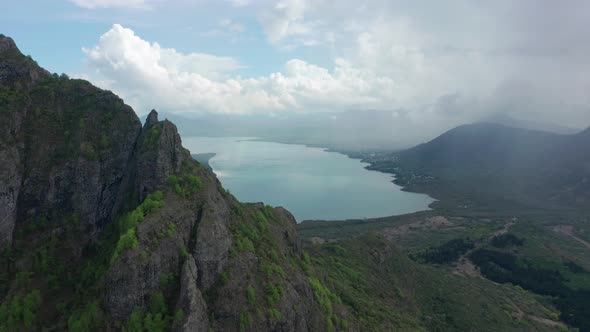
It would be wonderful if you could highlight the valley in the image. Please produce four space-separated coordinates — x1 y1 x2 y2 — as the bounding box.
300 123 590 331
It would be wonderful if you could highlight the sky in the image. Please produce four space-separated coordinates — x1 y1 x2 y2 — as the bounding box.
1 0 589 130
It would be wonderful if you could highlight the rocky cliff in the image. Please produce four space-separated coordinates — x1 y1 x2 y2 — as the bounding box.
0 35 329 331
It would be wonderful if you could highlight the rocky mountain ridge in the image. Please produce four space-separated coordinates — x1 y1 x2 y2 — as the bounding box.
0 34 328 331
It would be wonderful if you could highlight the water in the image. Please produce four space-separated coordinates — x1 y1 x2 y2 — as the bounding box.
183 137 434 222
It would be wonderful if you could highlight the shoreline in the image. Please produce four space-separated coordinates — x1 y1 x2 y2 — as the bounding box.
192 152 216 171
185 136 436 222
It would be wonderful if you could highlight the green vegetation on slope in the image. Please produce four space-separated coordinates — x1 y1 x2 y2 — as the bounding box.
470 247 590 331
305 233 567 331
111 191 164 264
0 189 167 331
414 238 474 264
168 161 203 198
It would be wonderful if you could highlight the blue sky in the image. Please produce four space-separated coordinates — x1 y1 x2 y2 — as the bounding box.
0 1 317 77
1 0 589 129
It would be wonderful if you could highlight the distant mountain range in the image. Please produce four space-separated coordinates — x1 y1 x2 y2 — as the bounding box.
367 122 590 211
151 110 584 153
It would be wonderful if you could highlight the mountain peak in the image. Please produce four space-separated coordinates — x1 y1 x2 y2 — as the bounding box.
0 34 17 53
144 109 159 128
0 34 50 86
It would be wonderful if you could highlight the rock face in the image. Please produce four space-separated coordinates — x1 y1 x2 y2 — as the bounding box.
0 34 327 331
0 146 19 246
135 113 189 200
1 35 142 245
177 256 209 332
0 34 50 247
193 188 232 290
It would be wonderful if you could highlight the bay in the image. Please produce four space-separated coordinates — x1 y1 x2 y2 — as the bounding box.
183 137 434 222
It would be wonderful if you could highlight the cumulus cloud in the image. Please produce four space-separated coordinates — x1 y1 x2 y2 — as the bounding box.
83 24 396 114
80 1 590 129
251 0 590 127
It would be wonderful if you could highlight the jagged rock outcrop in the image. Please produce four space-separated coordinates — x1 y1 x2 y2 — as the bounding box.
193 187 232 290
177 255 209 332
135 111 189 200
145 109 159 128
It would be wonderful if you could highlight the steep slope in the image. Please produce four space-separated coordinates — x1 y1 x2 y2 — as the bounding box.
368 122 590 211
0 35 328 331
0 33 141 247
306 233 567 331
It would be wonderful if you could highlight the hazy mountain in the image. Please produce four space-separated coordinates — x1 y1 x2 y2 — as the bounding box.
154 110 460 152
368 122 590 211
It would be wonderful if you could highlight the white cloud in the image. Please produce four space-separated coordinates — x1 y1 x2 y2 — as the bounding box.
83 24 397 115
251 0 590 127
78 0 590 129
258 0 310 43
70 0 150 9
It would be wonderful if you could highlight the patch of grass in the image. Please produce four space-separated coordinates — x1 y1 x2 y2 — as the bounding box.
67 301 105 332
168 174 202 198
144 125 161 147
246 285 256 305
166 222 177 238
110 228 138 264
159 272 176 290
265 283 283 306
239 311 252 332
0 289 42 330
179 245 189 259
309 277 338 316
173 309 184 327
268 308 282 321
110 191 164 265
260 262 285 279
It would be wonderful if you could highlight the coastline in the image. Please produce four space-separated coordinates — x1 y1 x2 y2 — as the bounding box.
192 152 216 171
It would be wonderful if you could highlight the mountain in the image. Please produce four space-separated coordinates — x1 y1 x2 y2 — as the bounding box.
367 122 590 211
0 35 576 332
0 34 329 331
153 110 452 152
